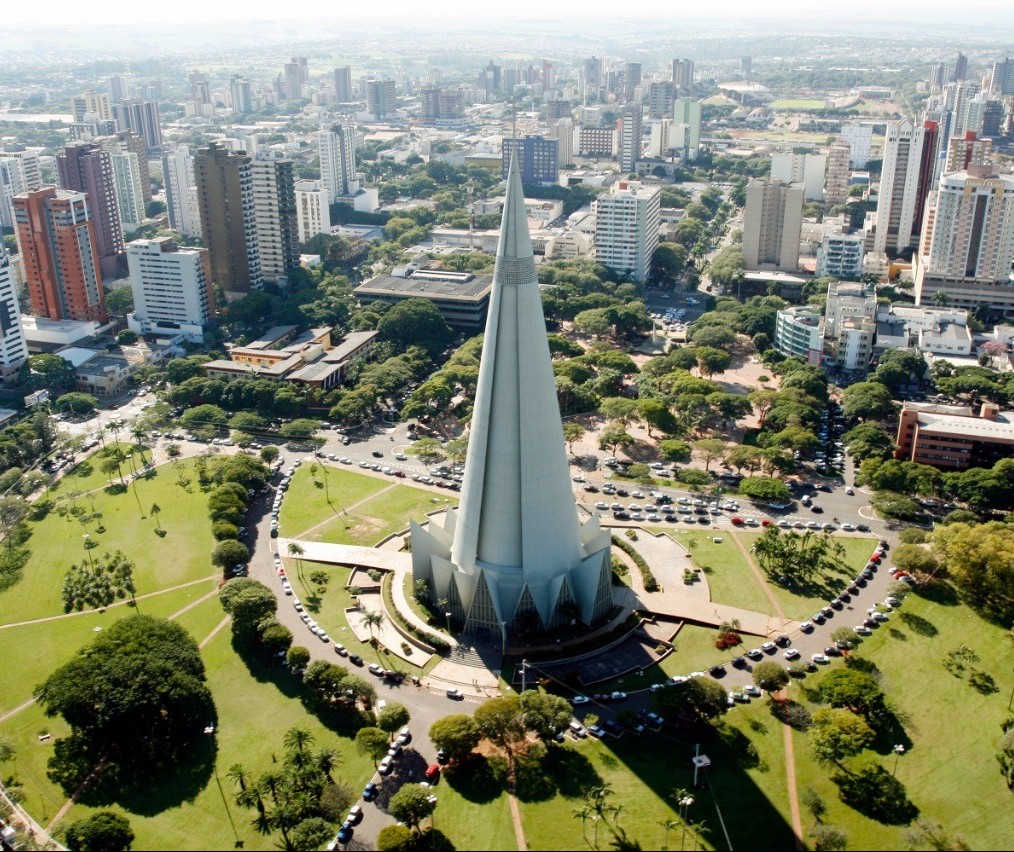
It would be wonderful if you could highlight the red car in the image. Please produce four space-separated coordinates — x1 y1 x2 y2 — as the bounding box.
424 764 440 781
731 517 745 526
760 519 773 526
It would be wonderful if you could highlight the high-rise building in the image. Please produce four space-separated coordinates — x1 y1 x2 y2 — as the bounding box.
915 166 1014 316
365 79 397 120
99 130 151 201
873 119 928 255
946 132 993 172
318 124 358 202
991 57 1014 95
816 234 865 280
741 56 753 76
277 57 308 102
189 73 211 106
671 98 702 161
649 118 672 158
230 77 254 114
548 119 574 169
294 179 331 244
108 74 128 104
72 91 112 123
742 178 804 272
824 140 851 206
410 153 613 642
125 238 214 342
952 52 969 83
334 66 353 102
484 61 502 94
14 188 107 322
112 99 163 152
162 146 201 238
578 126 615 157
0 150 42 230
542 60 555 91
594 180 660 282
420 87 465 125
950 80 982 137
546 99 572 122
672 58 695 91
584 56 602 88
194 143 260 297
646 81 673 119
109 151 145 228
250 152 299 287
502 136 559 184
931 62 947 91
840 123 873 168
771 152 827 201
56 141 125 278
623 62 642 101
618 105 643 172
0 249 28 382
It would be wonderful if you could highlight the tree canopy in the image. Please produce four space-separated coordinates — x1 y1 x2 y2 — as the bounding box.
377 298 454 357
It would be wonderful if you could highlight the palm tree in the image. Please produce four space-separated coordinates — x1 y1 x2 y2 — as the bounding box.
150 503 162 533
362 610 385 661
573 805 593 846
658 818 680 851
282 727 314 755
314 746 340 783
286 542 305 580
226 763 250 792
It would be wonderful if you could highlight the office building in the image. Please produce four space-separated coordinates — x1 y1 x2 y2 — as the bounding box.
646 81 673 119
823 281 877 374
548 119 574 169
840 122 873 168
420 87 465 125
671 98 702 161
276 57 308 102
914 166 1014 316
125 238 214 343
502 136 558 184
816 234 865 280
110 151 145 229
0 150 42 230
952 52 969 83
194 143 260 297
14 188 106 322
584 56 602 88
189 72 211 108
230 77 254 114
579 126 615 157
618 105 642 172
895 402 1014 471
410 153 612 642
594 180 660 283
318 123 358 202
250 152 299 287
672 58 695 91
294 179 331 243
162 146 201 238
112 99 162 152
334 66 353 102
991 57 1014 95
742 179 804 272
649 119 672 158
108 75 128 104
355 268 492 330
873 119 928 255
365 79 397 120
624 62 642 101
0 250 28 382
56 141 124 278
946 132 993 172
874 304 972 357
771 151 827 201
72 91 112 123
546 99 571 122
824 140 851 206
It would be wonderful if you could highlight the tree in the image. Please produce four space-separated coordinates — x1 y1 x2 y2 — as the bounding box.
377 825 417 851
599 397 640 425
574 308 613 337
473 695 526 758
35 616 214 788
739 477 791 503
518 691 573 741
219 578 277 638
842 382 896 421
695 347 732 378
811 825 849 851
104 288 135 317
286 646 310 671
831 627 859 649
260 445 280 464
809 708 874 767
650 242 688 286
652 676 728 723
659 440 692 463
598 425 635 455
355 727 391 767
693 439 728 471
211 539 250 569
377 702 411 739
61 551 137 613
562 422 586 454
638 398 677 436
842 422 896 462
428 715 480 761
388 784 437 832
708 245 745 292
65 811 135 851
931 522 1014 622
19 353 76 394
751 527 847 587
180 403 229 431
817 669 887 727
891 544 939 575
280 418 320 441
378 298 453 357
55 392 99 416
408 438 445 464
753 661 790 693
997 728 1014 789
289 818 333 852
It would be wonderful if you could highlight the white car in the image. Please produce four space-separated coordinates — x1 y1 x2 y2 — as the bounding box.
595 502 609 510
811 653 830 664
783 648 801 660
841 523 857 531
855 625 872 635
395 453 408 460
743 685 762 697
571 695 590 705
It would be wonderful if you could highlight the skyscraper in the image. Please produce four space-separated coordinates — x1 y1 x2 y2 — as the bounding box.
671 98 702 161
57 140 125 278
110 151 145 228
278 57 308 102
294 180 331 243
230 77 254 114
624 62 642 101
410 153 613 642
72 91 112 123
840 122 873 168
873 119 928 255
991 57 1014 95
108 74 128 104
548 119 574 169
334 66 353 102
126 238 214 342
194 143 260 297
162 145 201 238
646 81 673 120
0 249 28 382
112 99 163 152
618 104 642 172
0 150 42 230
952 52 969 83
743 179 804 272
946 132 993 172
250 152 299 287
365 79 397 120
99 130 151 201
771 152 827 201
824 140 851 206
594 180 661 283
502 136 558 184
672 58 695 91
14 188 107 322
318 124 358 202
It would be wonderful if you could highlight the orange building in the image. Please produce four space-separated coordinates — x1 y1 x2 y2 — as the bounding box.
895 401 1014 470
14 188 108 323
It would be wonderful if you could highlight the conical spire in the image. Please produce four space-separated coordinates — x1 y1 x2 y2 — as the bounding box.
498 148 533 261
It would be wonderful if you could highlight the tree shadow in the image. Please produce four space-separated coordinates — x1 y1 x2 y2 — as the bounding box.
768 700 812 731
898 612 937 637
104 483 127 496
543 744 604 798
887 628 907 641
832 764 919 825
912 580 960 607
716 725 762 770
968 670 999 695
418 828 455 851
444 754 501 804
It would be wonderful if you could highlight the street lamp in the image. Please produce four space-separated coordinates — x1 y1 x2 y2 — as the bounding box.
444 611 452 635
892 743 906 776
678 796 694 852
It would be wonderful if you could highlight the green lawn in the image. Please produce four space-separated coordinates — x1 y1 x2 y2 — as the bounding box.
46 442 152 496
0 458 217 623
279 465 387 537
780 588 1014 850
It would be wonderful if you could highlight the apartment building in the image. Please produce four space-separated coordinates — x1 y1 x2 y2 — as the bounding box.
593 180 660 283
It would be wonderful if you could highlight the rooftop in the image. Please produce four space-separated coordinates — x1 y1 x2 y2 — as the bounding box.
905 402 1014 441
356 270 493 301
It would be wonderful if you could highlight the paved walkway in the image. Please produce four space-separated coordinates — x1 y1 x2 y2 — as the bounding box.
729 531 786 619
783 724 805 851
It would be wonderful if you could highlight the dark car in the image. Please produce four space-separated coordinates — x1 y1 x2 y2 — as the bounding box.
337 823 354 844
825 646 842 657
602 720 622 736
270 528 278 538
362 782 378 801
709 664 725 677
615 488 629 497
348 654 364 666
775 635 791 647
656 495 673 505
731 656 746 668
817 483 833 492
838 592 852 603
436 748 449 764
812 613 826 625
371 450 384 458
612 511 631 520
584 484 599 492
810 505 824 514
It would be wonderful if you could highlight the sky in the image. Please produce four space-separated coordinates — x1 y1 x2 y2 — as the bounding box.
5 0 1014 27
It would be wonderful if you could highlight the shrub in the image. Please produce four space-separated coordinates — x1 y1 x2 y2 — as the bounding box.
612 535 658 591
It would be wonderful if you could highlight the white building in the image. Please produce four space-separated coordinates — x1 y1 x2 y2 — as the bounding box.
125 238 214 343
873 119 928 255
0 150 42 230
162 146 201 238
618 105 642 172
875 305 972 356
771 151 826 201
318 123 358 203
824 140 851 206
672 98 701 161
548 118 575 168
840 122 873 168
774 306 823 364
250 152 299 287
742 178 804 272
294 179 332 244
593 180 661 283
0 251 28 382
816 234 865 280
110 151 145 229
